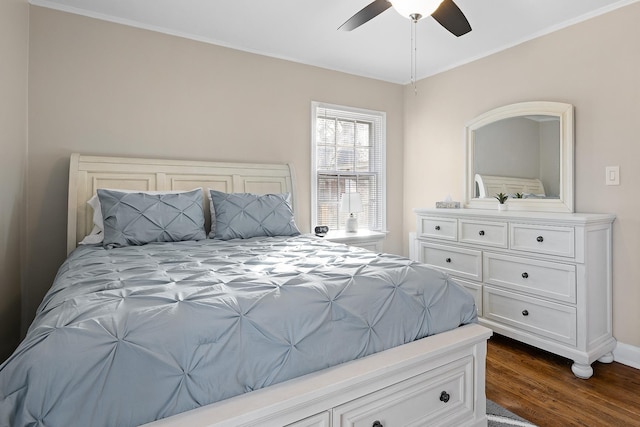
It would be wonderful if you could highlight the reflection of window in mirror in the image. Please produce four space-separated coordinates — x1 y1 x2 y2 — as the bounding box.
473 116 560 198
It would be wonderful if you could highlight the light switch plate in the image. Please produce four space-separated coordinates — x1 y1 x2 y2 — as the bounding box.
605 166 620 186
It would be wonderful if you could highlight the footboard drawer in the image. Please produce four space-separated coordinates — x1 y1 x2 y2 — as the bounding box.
333 356 474 427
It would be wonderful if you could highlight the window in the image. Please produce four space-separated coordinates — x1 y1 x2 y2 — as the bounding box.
311 102 386 232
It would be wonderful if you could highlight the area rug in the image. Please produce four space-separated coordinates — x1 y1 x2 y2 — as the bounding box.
487 399 537 427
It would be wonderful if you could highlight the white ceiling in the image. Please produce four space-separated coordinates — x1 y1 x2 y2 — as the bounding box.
30 0 637 84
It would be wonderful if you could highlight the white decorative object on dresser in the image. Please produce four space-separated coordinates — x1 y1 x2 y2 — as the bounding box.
412 208 615 379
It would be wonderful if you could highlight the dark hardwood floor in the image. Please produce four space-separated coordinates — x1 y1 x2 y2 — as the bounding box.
486 334 640 426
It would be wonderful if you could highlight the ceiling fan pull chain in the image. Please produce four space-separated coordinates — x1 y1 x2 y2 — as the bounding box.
410 14 419 95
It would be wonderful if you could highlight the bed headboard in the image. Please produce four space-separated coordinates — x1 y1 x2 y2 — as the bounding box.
474 174 545 199
67 153 296 255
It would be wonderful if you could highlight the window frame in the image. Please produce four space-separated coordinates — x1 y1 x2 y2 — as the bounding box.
310 101 386 232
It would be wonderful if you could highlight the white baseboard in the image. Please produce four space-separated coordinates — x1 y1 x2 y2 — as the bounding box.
614 341 640 370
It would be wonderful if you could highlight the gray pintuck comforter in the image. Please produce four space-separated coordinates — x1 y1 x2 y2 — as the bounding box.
0 235 476 427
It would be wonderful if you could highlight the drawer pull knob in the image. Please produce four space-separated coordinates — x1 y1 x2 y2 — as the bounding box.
479 230 485 236
537 236 544 243
372 421 383 427
522 309 529 316
446 258 452 263
435 225 441 231
522 272 529 279
440 391 450 403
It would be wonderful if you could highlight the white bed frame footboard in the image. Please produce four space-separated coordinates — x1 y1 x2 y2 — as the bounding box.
67 154 492 427
143 324 491 427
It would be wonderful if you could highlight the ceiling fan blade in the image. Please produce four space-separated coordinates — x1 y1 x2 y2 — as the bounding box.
338 0 392 31
431 0 472 37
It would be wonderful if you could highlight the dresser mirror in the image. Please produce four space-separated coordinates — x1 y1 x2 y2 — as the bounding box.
464 101 574 212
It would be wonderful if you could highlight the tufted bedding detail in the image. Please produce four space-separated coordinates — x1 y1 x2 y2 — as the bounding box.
0 235 476 427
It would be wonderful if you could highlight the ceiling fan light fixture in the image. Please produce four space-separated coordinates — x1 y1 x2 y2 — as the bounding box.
391 0 444 21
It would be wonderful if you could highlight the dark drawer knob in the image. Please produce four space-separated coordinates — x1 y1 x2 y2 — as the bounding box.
445 258 452 263
440 391 450 403
479 230 485 236
537 236 544 243
435 225 441 231
372 421 383 427
522 309 529 316
522 272 529 279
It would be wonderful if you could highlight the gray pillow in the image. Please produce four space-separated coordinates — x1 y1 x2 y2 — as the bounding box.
98 188 206 248
209 190 300 240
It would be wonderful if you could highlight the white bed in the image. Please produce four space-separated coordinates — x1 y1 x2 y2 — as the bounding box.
64 153 492 427
474 173 546 199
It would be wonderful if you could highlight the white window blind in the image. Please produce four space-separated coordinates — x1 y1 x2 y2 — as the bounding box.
311 102 386 232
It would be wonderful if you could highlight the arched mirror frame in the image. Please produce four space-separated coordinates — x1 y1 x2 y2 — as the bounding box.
464 101 574 213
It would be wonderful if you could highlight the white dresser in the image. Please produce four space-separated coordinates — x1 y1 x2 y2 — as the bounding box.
412 208 615 379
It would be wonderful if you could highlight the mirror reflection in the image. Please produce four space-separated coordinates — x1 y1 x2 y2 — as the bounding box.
474 115 560 199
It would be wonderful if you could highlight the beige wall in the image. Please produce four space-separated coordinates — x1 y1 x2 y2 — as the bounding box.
404 3 640 347
15 3 640 357
25 7 405 327
0 0 28 361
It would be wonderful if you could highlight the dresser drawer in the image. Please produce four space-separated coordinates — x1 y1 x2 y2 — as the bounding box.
333 356 474 427
510 223 575 257
484 286 577 345
459 219 508 248
484 253 576 304
417 242 482 282
417 216 457 241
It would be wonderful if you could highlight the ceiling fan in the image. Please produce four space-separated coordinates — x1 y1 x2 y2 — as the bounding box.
338 0 471 37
